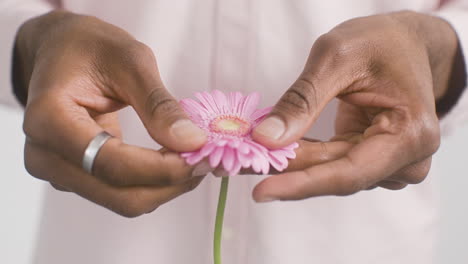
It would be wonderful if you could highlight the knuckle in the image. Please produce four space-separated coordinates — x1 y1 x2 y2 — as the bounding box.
184 177 203 193
23 144 45 180
275 78 318 116
23 98 48 140
116 191 155 218
50 183 69 192
334 175 364 196
404 112 440 158
318 142 331 162
406 172 428 184
400 159 432 184
24 157 39 179
145 88 180 121
124 41 156 69
315 33 356 61
419 118 441 155
96 158 131 186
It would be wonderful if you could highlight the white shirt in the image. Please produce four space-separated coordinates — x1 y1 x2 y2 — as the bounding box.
1 1 467 263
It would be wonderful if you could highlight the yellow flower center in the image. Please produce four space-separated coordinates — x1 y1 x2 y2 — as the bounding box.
210 115 250 136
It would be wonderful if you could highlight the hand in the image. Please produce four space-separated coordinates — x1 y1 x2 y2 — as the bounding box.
15 11 209 217
251 11 460 202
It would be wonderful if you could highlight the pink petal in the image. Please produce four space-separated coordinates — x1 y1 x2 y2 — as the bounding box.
271 149 296 159
250 106 273 122
222 147 235 172
269 150 288 165
268 153 286 172
209 147 224 168
283 149 297 159
212 90 228 114
261 156 270 174
229 92 243 116
215 139 228 147
247 140 269 154
241 92 260 118
251 155 268 173
238 141 251 154
237 151 252 168
180 98 209 116
181 152 194 158
228 139 241 149
195 92 217 114
200 142 217 156
204 91 222 113
284 142 300 150
229 156 242 176
186 152 205 165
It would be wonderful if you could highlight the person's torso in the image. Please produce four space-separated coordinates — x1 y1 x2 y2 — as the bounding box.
34 1 441 263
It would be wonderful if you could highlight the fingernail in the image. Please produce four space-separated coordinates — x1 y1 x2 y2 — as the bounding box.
171 119 206 141
254 117 285 140
255 196 276 203
191 161 213 177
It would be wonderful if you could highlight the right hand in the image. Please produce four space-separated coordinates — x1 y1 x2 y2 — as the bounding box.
14 11 209 217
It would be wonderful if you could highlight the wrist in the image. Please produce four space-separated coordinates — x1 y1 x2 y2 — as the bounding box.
389 11 459 102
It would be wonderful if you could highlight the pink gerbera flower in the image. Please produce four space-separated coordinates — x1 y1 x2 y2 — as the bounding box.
180 90 298 176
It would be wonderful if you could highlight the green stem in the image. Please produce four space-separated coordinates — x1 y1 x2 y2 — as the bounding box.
214 176 229 264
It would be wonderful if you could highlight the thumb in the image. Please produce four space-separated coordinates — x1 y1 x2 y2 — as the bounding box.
252 76 334 149
128 67 206 152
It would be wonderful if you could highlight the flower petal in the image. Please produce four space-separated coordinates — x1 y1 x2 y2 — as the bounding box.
237 151 252 168
200 142 217 156
212 90 228 114
222 147 235 172
241 92 260 118
209 146 224 168
195 92 217 114
186 152 205 165
228 139 241 149
180 98 209 116
268 153 286 172
230 155 242 176
250 106 273 123
238 141 251 154
181 152 194 158
229 92 243 116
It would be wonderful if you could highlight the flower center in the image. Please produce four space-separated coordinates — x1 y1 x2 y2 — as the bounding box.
210 115 251 136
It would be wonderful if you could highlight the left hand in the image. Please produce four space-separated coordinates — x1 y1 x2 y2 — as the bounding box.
251 11 460 202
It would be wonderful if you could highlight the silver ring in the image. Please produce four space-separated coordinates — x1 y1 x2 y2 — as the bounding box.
82 131 113 174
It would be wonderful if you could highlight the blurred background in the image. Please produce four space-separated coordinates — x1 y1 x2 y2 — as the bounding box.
1 104 467 263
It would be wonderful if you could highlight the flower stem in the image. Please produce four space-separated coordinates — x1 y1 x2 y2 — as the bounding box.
214 176 229 264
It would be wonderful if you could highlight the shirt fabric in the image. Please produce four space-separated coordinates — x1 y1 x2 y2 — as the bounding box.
0 1 467 263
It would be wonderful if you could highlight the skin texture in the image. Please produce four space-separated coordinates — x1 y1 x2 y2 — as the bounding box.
15 11 210 217
14 10 463 214
252 11 461 202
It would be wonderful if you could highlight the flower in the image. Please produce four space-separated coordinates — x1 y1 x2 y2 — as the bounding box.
180 90 298 176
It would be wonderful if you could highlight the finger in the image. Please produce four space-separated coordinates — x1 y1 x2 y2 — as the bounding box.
253 132 410 201
24 142 204 217
388 158 432 184
24 99 199 186
376 180 407 190
93 138 199 186
285 140 353 172
237 140 352 176
252 34 355 149
50 183 70 192
120 43 206 151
